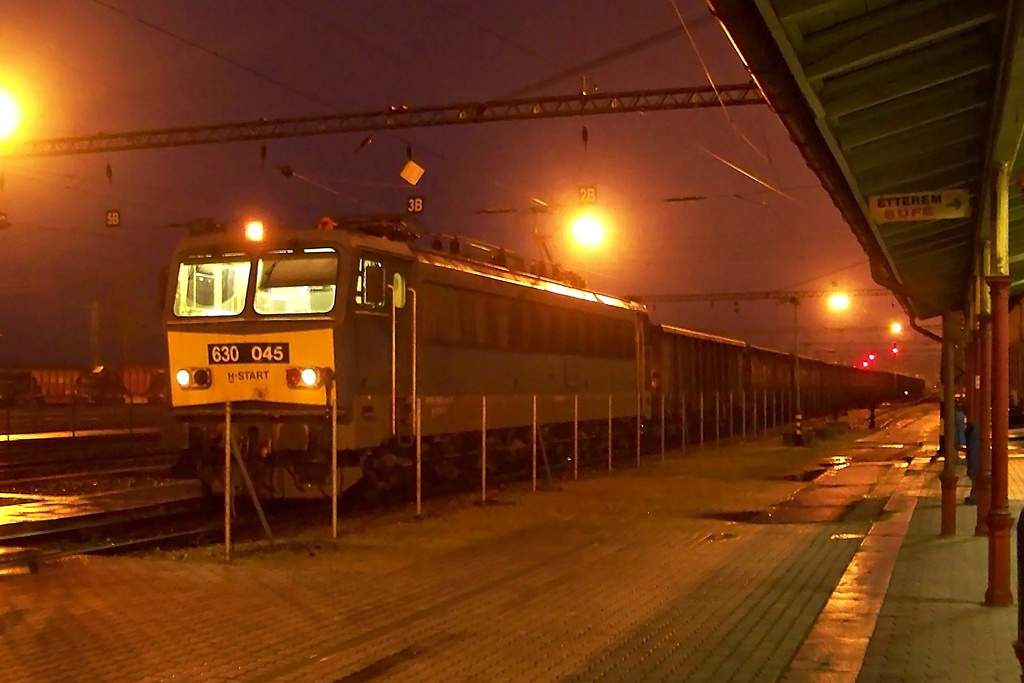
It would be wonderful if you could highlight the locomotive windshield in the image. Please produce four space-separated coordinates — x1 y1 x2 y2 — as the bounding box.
173 254 251 318
254 247 339 315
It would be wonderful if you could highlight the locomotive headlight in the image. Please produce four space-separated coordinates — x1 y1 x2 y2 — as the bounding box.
176 367 212 389
286 367 323 389
192 368 211 387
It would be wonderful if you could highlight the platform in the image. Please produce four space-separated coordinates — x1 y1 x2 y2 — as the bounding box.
0 406 1019 682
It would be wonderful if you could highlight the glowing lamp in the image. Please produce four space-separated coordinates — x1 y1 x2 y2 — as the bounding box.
301 367 318 386
890 322 903 335
828 293 850 311
570 215 604 247
868 353 876 361
861 361 869 368
0 89 21 140
245 220 265 241
175 369 191 387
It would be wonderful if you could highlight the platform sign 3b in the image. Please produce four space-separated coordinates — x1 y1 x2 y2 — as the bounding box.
104 209 121 227
868 190 970 223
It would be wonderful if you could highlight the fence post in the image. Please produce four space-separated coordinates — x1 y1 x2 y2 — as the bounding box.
481 396 487 504
415 397 422 518
728 391 734 441
532 395 538 492
331 382 339 536
699 391 705 450
607 394 613 473
742 390 746 440
573 394 579 481
681 392 687 452
752 389 757 438
763 389 768 434
224 401 232 562
715 391 720 444
660 392 665 459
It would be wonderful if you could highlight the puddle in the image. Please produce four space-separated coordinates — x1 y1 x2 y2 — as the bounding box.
705 510 765 523
780 468 828 482
778 456 850 482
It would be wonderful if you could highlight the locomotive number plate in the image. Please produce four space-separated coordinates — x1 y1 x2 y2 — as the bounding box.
207 343 290 364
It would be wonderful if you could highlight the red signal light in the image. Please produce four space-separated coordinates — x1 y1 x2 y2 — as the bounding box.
868 353 876 361
891 344 900 355
861 361 869 368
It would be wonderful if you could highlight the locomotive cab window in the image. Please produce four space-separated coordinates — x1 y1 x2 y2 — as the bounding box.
356 258 386 309
173 254 251 318
255 248 339 315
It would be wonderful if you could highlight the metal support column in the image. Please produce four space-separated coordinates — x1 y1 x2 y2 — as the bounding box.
988 275 1013 605
988 160 1013 606
978 312 993 536
940 311 958 536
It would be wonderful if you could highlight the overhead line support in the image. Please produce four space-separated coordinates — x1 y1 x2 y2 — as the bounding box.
0 83 764 158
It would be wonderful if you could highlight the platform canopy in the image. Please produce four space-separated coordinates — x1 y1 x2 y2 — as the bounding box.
706 0 1024 320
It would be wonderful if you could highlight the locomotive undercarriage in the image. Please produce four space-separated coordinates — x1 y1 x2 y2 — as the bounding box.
171 414 643 502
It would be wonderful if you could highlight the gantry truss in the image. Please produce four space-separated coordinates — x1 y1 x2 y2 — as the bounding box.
0 83 764 158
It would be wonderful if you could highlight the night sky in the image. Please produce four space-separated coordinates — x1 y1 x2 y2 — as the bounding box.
0 0 939 381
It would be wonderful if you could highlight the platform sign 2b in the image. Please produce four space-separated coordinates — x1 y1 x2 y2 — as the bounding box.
104 209 121 227
868 190 970 223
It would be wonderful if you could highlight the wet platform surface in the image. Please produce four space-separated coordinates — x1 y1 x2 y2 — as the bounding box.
0 480 204 539
1 404 1017 682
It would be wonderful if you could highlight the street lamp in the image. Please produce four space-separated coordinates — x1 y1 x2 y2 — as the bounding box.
0 88 19 141
890 321 903 335
828 293 850 311
570 214 604 247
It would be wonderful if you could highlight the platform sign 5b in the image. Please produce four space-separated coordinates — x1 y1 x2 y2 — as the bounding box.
868 190 970 223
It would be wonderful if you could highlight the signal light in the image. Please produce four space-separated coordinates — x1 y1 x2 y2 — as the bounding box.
861 361 869 368
868 353 876 361
891 344 900 355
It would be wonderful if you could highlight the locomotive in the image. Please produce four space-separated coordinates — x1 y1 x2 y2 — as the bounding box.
161 215 923 499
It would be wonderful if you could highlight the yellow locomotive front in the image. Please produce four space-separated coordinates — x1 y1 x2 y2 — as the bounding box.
163 222 348 496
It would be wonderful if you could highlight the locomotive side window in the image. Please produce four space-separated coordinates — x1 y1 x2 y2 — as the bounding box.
356 258 386 309
255 248 338 315
173 255 251 318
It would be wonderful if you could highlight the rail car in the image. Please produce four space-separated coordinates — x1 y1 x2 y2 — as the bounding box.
161 215 923 500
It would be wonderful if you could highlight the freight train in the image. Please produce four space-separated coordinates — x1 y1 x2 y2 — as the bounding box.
161 215 924 499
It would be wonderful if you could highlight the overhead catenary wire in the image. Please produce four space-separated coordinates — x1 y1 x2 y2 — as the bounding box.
667 0 769 162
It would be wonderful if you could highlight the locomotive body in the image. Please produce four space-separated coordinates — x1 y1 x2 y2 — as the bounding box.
163 219 645 498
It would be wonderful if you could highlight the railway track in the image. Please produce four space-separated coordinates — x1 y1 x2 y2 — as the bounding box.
0 481 220 570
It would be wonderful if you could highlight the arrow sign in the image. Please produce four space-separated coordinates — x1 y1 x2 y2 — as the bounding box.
868 189 970 223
